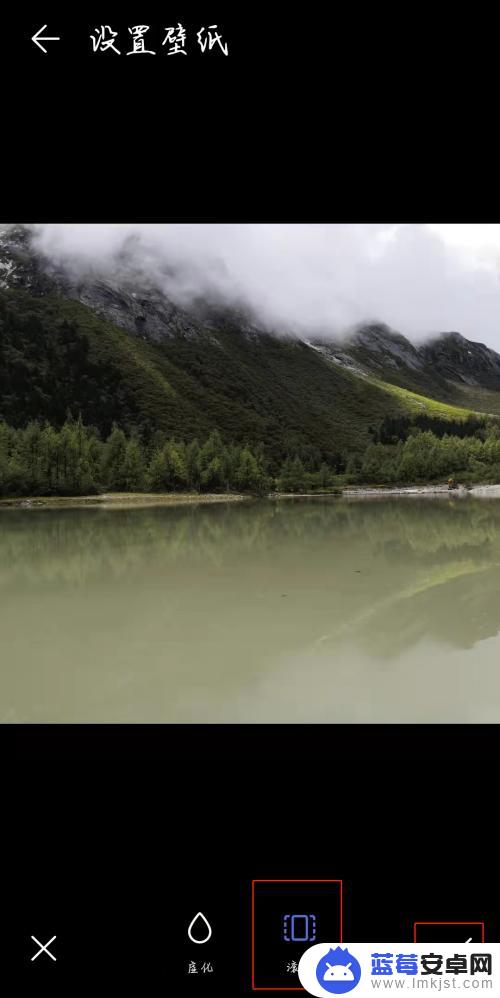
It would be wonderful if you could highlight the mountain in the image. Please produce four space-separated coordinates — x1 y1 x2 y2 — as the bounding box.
312 322 500 414
1 225 500 466
0 227 412 465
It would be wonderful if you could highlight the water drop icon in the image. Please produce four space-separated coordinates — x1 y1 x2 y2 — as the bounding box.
187 912 212 944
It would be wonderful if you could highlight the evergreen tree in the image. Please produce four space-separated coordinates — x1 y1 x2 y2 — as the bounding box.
147 448 166 491
345 454 362 484
20 421 43 492
315 462 334 489
101 424 127 490
186 439 201 491
277 456 307 492
0 421 12 494
122 437 145 491
224 443 242 490
200 430 224 482
201 455 225 491
87 430 104 491
164 440 188 490
40 423 60 492
6 455 28 495
235 448 265 493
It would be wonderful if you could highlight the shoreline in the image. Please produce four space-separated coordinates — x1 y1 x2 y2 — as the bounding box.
342 484 467 498
0 492 250 510
2 483 500 509
343 483 500 498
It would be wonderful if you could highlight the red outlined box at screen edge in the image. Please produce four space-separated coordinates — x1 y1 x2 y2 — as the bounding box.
251 879 343 992
414 922 485 942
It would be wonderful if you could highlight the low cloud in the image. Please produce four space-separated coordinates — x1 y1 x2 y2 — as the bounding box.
27 223 500 348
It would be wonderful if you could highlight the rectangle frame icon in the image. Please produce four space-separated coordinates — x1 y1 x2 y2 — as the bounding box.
251 879 343 992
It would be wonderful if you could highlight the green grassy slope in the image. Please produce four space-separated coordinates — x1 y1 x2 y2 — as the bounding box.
370 379 477 419
0 289 414 463
347 341 500 416
448 383 500 416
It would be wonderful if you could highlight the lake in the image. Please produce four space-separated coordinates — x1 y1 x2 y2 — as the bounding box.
1 496 500 722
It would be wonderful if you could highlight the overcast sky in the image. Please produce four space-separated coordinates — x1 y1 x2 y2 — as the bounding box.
28 223 500 349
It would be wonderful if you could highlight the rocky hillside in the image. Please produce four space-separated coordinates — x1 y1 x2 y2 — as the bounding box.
420 331 500 390
312 322 500 412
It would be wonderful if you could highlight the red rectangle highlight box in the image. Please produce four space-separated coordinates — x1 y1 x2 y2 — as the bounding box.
414 921 485 942
251 879 343 992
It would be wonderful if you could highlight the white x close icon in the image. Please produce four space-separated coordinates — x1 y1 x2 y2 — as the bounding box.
31 935 57 962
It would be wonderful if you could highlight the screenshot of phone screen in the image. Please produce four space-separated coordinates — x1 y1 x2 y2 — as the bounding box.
1 19 498 995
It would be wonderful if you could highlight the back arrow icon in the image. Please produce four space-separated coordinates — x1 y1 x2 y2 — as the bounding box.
32 25 61 54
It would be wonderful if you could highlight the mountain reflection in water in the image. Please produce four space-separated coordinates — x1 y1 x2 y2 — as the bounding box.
1 497 499 721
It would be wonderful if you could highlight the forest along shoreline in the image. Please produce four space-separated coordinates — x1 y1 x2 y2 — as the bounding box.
2 484 500 508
